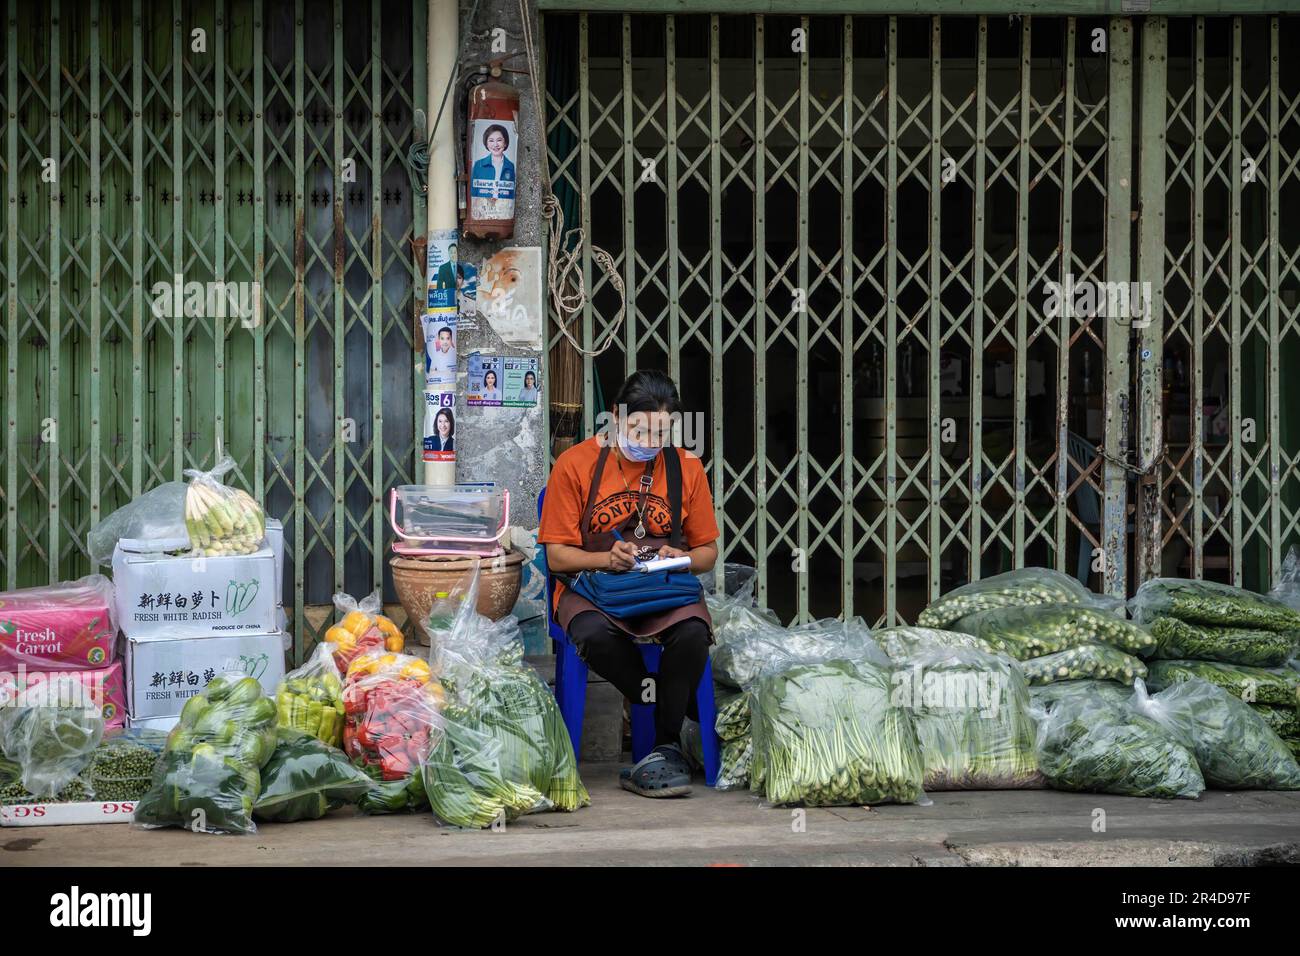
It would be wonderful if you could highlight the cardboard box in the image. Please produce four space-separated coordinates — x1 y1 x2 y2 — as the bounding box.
112 543 280 639
1 801 138 827
0 660 127 729
265 517 284 606
125 631 285 720
127 714 178 733
0 576 117 670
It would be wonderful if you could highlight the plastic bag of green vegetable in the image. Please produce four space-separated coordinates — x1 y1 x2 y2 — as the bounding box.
422 716 549 828
1269 545 1300 613
1030 686 1204 799
1253 703 1300 742
917 567 1095 629
712 614 887 690
1147 616 1298 667
275 643 346 746
700 563 780 636
889 645 1043 790
1145 659 1300 708
950 603 1156 659
254 728 376 822
715 692 750 742
133 673 278 834
750 658 925 806
84 730 165 802
1130 678 1300 790
875 625 999 662
1020 643 1147 686
0 676 104 798
431 561 588 815
717 738 752 791
1029 679 1132 713
1130 577 1300 632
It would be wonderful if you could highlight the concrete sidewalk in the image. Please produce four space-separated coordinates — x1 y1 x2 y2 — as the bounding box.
5 764 1300 866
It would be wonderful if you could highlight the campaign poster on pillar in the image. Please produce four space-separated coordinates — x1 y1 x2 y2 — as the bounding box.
468 119 517 219
466 353 503 407
423 310 457 387
426 229 458 313
422 390 456 463
502 357 540 407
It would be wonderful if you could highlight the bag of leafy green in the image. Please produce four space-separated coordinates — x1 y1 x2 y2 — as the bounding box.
1252 703 1300 742
750 658 925 806
1130 577 1300 632
917 567 1095 629
433 562 589 813
1030 687 1204 799
715 692 750 742
1130 677 1300 790
876 626 999 662
700 563 780 637
891 645 1043 791
716 738 752 791
950 603 1156 659
253 729 376 822
1029 679 1132 714
0 676 104 798
1020 643 1147 686
1145 660 1300 708
713 614 888 691
1147 616 1297 668
134 673 278 834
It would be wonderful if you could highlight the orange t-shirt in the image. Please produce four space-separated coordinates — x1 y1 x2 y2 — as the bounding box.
539 437 720 553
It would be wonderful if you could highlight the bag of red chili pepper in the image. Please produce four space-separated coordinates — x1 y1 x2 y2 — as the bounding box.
342 667 444 814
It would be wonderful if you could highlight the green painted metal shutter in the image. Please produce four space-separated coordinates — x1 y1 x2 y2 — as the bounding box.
0 0 426 661
544 11 1300 625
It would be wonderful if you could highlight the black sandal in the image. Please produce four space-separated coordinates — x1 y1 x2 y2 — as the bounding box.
619 745 693 798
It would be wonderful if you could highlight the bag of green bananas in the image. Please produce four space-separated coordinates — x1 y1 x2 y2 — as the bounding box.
275 643 346 747
183 456 266 557
133 674 278 835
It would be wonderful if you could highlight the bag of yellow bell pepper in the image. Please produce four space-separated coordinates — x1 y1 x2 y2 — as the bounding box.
326 590 406 671
275 644 346 747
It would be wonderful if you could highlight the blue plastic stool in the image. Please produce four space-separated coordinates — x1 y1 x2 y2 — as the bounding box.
538 489 721 786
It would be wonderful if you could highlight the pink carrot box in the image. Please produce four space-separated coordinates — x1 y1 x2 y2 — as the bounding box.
0 575 118 670
0 660 127 728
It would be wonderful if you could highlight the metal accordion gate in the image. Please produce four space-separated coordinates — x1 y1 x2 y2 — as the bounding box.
543 10 1300 627
0 0 427 660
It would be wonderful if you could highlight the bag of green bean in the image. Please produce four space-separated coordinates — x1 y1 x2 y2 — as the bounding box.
1147 616 1298 667
1130 677 1300 790
950 603 1157 659
890 645 1043 791
1020 643 1148 686
1030 686 1204 799
1252 703 1300 742
1130 577 1300 632
749 658 925 807
1145 659 1300 708
917 568 1095 629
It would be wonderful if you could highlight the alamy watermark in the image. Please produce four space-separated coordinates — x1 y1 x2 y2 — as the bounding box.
1043 274 1152 327
890 664 1009 719
150 274 261 327
595 403 707 458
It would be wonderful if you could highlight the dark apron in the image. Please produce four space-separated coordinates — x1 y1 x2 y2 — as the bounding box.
555 442 713 641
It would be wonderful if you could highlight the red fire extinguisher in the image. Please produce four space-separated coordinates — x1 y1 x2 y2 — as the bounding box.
462 63 521 240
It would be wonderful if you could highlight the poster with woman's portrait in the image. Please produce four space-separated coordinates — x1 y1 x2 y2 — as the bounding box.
466 353 503 407
502 357 540 407
422 390 456 462
469 119 517 221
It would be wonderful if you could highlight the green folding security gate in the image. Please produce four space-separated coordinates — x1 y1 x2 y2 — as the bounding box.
544 11 1300 626
0 0 427 660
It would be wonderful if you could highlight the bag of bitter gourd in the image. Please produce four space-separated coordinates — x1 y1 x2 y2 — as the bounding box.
916 567 1095 629
427 561 589 823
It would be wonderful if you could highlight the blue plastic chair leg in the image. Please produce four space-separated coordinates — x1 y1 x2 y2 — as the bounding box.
696 657 721 786
630 643 661 764
554 638 589 759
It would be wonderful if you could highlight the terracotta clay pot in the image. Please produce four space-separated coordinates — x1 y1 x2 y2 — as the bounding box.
390 550 525 644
